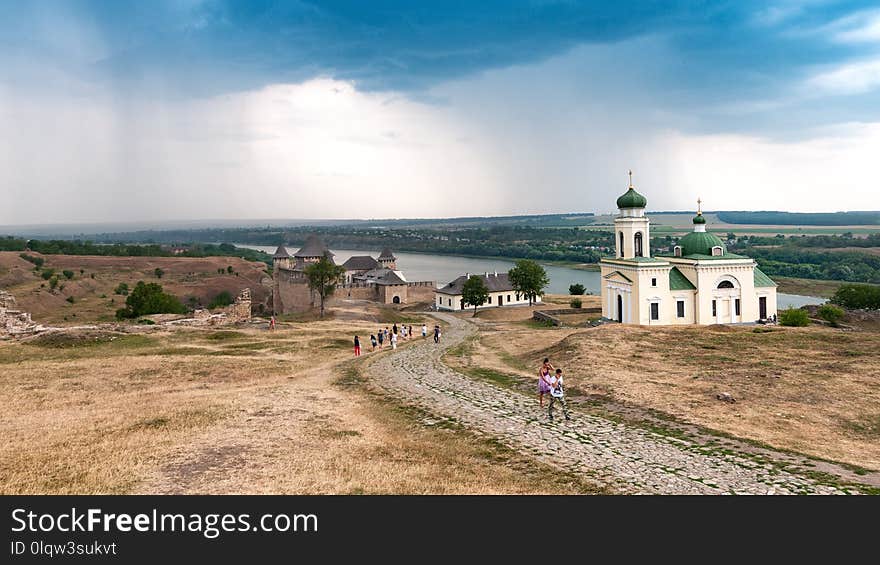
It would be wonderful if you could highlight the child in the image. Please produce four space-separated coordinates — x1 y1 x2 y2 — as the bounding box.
538 359 552 408
370 334 378 351
391 331 398 349
354 335 361 357
548 368 570 421
422 324 428 338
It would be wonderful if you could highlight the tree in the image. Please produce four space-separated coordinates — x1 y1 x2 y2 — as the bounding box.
154 267 164 279
570 298 582 308
817 304 845 327
303 255 346 318
461 275 490 317
62 270 74 280
779 307 810 327
569 283 585 295
209 291 233 309
831 284 880 310
227 265 234 274
116 281 186 319
114 282 129 296
509 259 549 306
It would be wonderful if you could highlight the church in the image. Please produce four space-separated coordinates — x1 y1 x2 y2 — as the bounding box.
599 174 777 325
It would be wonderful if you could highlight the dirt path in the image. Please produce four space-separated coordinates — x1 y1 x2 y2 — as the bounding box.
366 313 863 494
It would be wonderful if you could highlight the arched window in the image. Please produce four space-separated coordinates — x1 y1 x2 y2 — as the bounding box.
673 246 682 257
717 280 734 289
711 245 723 256
619 232 624 257
634 232 643 257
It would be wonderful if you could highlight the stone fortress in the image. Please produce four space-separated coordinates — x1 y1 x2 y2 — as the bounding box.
272 235 435 314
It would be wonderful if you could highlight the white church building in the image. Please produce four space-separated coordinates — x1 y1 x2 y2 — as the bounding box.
599 173 777 325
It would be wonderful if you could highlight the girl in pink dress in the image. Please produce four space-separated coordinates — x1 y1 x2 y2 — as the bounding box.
538 357 553 407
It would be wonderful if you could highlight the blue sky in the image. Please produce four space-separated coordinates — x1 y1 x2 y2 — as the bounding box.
2 0 880 224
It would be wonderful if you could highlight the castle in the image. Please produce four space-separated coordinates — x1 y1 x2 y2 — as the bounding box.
599 173 778 325
272 235 435 314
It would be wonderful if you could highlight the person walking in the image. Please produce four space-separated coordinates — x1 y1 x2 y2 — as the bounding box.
370 334 378 352
547 368 570 421
392 323 398 337
269 315 276 331
391 331 398 350
538 357 553 408
408 325 414 341
377 329 385 349
433 325 440 344
421 324 427 338
354 335 362 357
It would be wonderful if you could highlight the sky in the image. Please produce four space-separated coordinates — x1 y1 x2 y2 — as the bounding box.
2 0 880 225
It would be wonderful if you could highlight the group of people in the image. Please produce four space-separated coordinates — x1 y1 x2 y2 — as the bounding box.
354 323 445 357
537 357 570 421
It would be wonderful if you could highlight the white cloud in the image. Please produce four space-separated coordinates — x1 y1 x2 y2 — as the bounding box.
804 57 880 95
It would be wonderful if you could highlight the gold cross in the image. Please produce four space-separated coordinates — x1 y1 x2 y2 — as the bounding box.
628 170 633 188
697 197 702 215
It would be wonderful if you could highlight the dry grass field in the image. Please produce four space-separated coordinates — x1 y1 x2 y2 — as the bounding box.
0 251 272 324
0 318 595 495
445 307 880 471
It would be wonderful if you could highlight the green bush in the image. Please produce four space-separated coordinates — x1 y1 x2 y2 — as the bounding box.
41 268 55 280
831 283 880 310
137 318 156 325
19 253 44 268
570 298 582 308
569 283 586 295
779 307 810 327
65 296 75 304
114 282 129 296
154 267 164 279
48 276 59 290
817 304 845 326
115 281 186 319
209 291 233 309
62 270 75 280
227 265 234 274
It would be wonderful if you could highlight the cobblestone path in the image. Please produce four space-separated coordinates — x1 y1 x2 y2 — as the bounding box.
367 313 855 494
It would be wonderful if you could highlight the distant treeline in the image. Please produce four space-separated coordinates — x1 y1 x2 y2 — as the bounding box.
0 237 271 265
718 211 880 226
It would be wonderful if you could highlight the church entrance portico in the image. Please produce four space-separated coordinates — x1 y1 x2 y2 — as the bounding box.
713 276 741 324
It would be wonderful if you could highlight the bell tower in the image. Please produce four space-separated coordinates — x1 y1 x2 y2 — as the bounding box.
613 170 650 259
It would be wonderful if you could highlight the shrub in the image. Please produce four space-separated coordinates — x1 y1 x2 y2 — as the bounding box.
48 276 59 290
569 283 586 295
817 304 845 327
137 318 156 325
831 283 880 310
80 269 85 275
115 281 186 319
114 282 129 296
570 298 582 308
209 291 233 309
154 267 164 279
62 270 74 280
779 307 810 327
65 296 75 304
227 265 234 274
41 268 55 280
19 253 44 268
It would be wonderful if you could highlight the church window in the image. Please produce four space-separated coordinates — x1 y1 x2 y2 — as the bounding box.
711 246 723 256
712 300 717 317
488 296 492 304
508 295 511 302
634 232 643 257
674 246 682 257
650 302 659 320
677 300 685 318
717 280 734 289
651 278 657 287
735 299 741 316
619 232 624 257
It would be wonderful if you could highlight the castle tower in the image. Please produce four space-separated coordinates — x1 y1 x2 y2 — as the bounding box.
378 247 397 270
272 244 291 272
613 170 650 259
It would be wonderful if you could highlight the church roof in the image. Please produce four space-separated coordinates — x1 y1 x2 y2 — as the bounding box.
754 267 777 288
669 267 696 290
678 231 725 257
616 187 648 209
342 255 379 271
294 235 334 258
272 245 290 259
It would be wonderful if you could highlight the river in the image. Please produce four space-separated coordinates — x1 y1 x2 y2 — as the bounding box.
237 245 825 309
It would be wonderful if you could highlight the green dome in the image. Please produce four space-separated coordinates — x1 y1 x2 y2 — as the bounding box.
678 231 724 256
616 187 647 209
692 213 706 225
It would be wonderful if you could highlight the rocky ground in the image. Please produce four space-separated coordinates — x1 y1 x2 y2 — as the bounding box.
366 313 873 494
